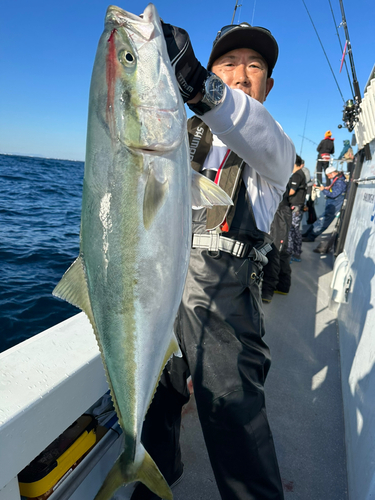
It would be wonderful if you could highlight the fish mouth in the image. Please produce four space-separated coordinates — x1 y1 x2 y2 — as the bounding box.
130 144 178 156
106 6 146 27
105 5 154 41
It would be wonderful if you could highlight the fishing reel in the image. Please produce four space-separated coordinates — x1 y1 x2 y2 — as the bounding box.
338 98 360 132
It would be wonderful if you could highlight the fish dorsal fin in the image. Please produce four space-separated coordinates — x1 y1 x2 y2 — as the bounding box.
52 255 95 327
191 169 233 208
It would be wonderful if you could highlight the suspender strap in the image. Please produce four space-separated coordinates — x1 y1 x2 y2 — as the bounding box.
188 117 244 232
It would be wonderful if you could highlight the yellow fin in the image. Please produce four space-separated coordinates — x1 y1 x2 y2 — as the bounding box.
52 256 95 327
53 258 126 437
94 446 172 500
165 333 182 362
191 169 233 207
138 450 173 500
146 333 182 417
143 167 169 230
93 455 124 500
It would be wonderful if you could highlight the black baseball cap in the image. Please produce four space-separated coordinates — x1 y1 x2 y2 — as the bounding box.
207 23 279 77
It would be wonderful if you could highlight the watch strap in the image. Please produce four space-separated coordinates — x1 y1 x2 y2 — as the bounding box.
188 100 213 116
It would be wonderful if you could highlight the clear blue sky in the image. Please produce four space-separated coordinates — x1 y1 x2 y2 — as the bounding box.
0 0 373 174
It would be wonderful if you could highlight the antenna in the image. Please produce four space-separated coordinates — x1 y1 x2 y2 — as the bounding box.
231 0 242 24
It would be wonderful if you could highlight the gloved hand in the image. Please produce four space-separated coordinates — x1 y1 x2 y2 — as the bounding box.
161 22 208 102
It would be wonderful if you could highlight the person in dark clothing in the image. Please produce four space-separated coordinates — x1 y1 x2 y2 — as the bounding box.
302 166 347 242
262 189 292 302
287 155 307 262
131 20 295 500
301 159 317 225
316 130 335 185
262 156 312 302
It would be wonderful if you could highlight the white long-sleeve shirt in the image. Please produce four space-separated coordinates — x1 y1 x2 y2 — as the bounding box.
199 86 295 233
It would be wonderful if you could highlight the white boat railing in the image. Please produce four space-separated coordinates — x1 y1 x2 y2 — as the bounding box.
0 312 109 500
355 77 375 149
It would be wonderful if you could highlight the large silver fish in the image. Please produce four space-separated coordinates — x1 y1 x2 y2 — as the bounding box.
53 4 231 500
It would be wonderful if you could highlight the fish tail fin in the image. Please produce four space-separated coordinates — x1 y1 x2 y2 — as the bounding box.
94 446 172 500
93 454 125 500
137 448 173 499
191 169 233 208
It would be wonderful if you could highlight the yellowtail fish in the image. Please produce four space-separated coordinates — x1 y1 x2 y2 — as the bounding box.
53 4 231 499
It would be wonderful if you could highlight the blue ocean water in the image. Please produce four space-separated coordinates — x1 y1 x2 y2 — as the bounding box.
0 154 84 353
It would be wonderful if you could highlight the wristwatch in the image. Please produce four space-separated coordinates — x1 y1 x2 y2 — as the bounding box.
188 72 226 116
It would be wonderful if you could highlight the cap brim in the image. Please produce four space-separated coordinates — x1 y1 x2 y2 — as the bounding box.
207 26 278 77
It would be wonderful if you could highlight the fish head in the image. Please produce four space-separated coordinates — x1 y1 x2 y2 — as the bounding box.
90 3 186 154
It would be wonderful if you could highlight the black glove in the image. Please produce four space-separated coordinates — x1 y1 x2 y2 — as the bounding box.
161 22 208 103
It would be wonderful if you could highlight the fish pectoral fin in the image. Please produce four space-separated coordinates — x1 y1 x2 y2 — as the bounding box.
191 169 233 208
167 332 182 359
146 333 182 416
143 167 169 230
52 256 95 326
93 446 172 500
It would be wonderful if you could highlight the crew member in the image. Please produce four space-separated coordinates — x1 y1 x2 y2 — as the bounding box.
132 20 295 500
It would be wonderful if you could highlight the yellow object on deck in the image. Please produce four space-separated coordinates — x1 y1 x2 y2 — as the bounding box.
18 415 96 498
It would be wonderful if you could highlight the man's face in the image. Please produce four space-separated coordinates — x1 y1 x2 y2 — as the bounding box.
327 172 337 179
211 48 274 104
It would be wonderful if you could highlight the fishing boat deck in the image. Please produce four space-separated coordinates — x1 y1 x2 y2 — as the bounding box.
163 227 348 500
0 225 349 500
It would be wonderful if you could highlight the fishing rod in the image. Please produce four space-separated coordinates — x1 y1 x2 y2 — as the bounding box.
231 0 242 24
338 0 360 102
336 0 362 134
327 0 354 99
299 135 317 147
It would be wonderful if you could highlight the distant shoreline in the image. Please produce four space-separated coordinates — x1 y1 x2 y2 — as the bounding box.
0 152 84 163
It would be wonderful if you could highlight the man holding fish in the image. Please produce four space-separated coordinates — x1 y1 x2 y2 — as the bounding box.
57 5 294 498
132 17 295 500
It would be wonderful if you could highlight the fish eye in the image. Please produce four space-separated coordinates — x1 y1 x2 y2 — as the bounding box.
120 50 136 67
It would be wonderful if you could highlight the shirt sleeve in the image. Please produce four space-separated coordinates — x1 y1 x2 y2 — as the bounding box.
289 172 302 192
199 86 295 193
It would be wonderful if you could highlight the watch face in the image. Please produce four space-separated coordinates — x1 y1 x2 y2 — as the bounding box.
205 75 225 105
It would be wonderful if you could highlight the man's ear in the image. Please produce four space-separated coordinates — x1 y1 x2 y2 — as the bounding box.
264 78 274 101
